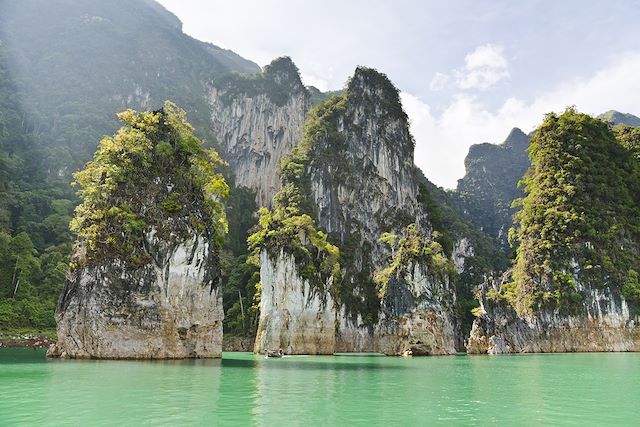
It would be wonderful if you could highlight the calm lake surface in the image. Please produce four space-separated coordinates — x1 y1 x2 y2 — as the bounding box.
0 349 638 426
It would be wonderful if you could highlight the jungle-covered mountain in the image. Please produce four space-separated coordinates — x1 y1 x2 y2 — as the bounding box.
0 0 258 329
1 0 639 348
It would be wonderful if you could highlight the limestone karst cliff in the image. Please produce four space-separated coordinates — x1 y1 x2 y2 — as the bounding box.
209 57 311 207
251 67 460 355
467 109 640 354
49 235 224 359
457 128 529 250
467 273 640 354
48 102 229 359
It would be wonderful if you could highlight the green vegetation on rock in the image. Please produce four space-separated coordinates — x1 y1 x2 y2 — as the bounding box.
0 0 258 330
0 41 73 329
375 224 452 299
247 95 348 300
506 108 640 315
248 206 340 295
613 125 640 160
0 0 258 176
71 101 229 265
213 57 308 107
416 170 506 333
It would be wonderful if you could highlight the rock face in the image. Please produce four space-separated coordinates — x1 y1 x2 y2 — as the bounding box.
467 277 640 354
452 237 474 273
209 57 311 207
467 110 640 354
256 251 456 355
48 235 223 359
457 128 529 249
362 262 457 355
47 103 228 359
255 250 336 354
254 67 458 355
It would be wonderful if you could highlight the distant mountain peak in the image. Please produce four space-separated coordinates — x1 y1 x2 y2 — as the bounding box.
262 56 305 89
503 127 528 146
598 110 640 127
349 67 399 97
347 67 406 120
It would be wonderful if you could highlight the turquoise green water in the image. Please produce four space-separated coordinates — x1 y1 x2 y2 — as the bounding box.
0 350 638 426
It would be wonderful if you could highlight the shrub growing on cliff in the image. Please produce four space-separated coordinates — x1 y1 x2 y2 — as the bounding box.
71 101 229 265
212 57 307 107
246 96 347 297
375 224 453 299
613 125 640 160
622 270 640 308
247 205 340 296
508 108 640 315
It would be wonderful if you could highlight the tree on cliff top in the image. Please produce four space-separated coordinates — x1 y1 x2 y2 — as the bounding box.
503 108 640 315
71 101 229 266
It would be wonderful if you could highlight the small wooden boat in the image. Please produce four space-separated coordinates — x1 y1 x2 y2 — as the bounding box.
266 349 284 358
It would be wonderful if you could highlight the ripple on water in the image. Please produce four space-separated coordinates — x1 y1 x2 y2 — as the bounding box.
0 350 638 426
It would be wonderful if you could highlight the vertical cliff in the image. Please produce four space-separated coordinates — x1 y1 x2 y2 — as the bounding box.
251 68 458 355
456 128 529 250
467 273 640 354
467 109 640 353
255 250 337 354
50 235 224 359
48 102 229 359
209 57 311 207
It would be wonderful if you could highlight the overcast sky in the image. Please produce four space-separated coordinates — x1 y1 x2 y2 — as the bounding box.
157 0 640 188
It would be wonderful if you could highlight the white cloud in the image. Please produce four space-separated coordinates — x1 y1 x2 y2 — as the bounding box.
405 51 640 189
300 73 330 92
429 72 450 91
464 43 508 70
430 43 510 91
457 44 510 89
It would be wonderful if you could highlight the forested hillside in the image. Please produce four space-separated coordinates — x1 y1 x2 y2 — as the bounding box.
0 0 258 332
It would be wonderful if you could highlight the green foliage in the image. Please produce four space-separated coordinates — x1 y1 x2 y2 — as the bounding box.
212 57 307 107
307 86 342 106
378 232 398 248
375 224 452 299
614 125 640 160
508 108 640 314
220 253 260 336
0 41 73 329
347 67 407 121
415 169 506 335
0 232 65 328
248 207 341 295
278 94 349 215
0 0 258 177
217 184 260 335
71 101 229 264
622 270 640 308
247 96 348 298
